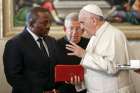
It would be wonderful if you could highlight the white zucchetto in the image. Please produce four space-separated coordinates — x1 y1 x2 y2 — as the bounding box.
82 4 104 17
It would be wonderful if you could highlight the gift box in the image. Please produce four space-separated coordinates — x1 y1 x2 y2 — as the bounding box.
55 65 84 82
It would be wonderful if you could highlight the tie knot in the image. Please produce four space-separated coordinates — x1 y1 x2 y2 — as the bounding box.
37 38 43 43
37 37 49 57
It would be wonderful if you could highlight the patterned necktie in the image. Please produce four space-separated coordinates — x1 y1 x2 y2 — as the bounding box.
37 38 48 57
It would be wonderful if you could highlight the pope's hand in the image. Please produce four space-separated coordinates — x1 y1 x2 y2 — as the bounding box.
66 42 85 58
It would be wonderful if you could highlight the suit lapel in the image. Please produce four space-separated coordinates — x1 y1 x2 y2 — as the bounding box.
44 37 52 56
21 29 41 55
43 37 53 57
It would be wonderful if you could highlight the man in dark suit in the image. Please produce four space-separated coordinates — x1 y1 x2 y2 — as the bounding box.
56 13 89 93
3 7 60 93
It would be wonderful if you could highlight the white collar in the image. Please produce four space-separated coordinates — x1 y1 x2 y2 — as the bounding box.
27 27 39 41
95 21 109 37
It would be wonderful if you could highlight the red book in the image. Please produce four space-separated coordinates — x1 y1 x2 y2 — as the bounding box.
55 65 84 82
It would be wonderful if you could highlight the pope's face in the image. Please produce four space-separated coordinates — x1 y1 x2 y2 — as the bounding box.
79 10 97 37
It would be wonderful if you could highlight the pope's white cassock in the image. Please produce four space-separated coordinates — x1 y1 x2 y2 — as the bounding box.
80 22 132 93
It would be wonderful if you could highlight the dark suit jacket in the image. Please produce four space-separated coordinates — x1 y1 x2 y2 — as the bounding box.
56 37 89 93
57 37 89 65
3 28 60 93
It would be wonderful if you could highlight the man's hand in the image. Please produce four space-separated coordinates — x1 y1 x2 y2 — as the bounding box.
66 42 85 58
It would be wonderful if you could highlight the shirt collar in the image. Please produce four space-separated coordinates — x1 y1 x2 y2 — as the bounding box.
26 27 39 41
95 21 109 37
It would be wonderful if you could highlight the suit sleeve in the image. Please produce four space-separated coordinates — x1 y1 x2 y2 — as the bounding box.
3 40 28 90
52 39 62 64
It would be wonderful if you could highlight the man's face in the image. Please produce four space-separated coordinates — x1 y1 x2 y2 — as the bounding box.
65 20 83 44
32 12 51 37
79 10 96 37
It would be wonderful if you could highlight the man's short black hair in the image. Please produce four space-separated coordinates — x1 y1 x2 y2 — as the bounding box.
26 7 51 25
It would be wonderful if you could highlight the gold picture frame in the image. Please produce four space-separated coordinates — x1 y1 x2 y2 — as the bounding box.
3 0 64 39
3 0 27 37
2 0 140 39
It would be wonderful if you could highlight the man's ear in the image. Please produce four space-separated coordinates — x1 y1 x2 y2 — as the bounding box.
29 20 34 28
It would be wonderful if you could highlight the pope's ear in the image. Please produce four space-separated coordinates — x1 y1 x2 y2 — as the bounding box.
90 16 96 25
